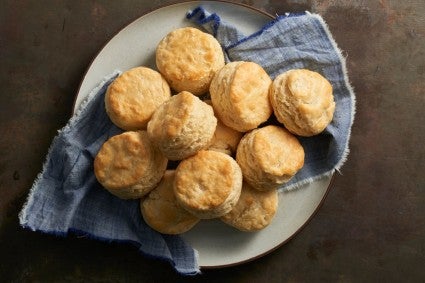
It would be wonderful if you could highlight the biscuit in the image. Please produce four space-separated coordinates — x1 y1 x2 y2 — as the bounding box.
236 125 304 191
221 182 278 232
204 100 243 156
105 67 171 130
94 131 168 199
147 91 217 160
209 61 273 132
141 170 200 234
174 150 243 219
156 27 225 96
269 69 335 136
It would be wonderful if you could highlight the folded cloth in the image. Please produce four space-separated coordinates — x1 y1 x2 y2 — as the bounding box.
19 72 200 275
19 6 355 276
187 7 355 190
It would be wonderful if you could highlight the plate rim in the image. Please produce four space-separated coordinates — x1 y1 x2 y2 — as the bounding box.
201 175 334 269
72 0 335 270
72 0 275 111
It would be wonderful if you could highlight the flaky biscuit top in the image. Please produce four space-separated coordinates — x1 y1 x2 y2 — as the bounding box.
156 27 225 95
174 150 240 210
210 61 272 132
141 170 199 234
252 126 305 177
221 182 278 232
147 91 217 160
236 125 305 191
94 131 164 189
105 67 171 130
270 69 335 136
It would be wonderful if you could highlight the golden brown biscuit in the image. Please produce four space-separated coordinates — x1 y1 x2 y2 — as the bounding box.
156 27 225 96
174 150 243 219
94 131 168 199
204 100 243 156
105 67 171 130
221 182 278 232
147 91 217 160
269 69 335 136
236 125 304 191
209 61 273 132
141 170 200 234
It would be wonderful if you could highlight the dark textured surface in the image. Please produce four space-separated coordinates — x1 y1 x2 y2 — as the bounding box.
1 0 424 282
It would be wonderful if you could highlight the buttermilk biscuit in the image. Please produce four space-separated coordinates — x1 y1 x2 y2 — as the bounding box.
236 125 304 191
94 131 168 199
141 171 200 234
147 91 217 160
270 69 335 136
105 67 171 130
156 27 225 96
204 100 243 156
209 61 273 132
174 150 243 219
221 182 278 232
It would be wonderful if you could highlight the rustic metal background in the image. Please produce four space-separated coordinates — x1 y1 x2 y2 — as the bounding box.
0 0 424 281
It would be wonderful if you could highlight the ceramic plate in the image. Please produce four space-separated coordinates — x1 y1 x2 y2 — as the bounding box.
74 1 332 268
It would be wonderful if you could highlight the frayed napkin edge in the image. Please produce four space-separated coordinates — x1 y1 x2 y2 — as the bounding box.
280 169 334 192
18 70 122 227
244 11 357 175
307 12 356 174
187 7 356 186
270 12 356 192
224 11 356 193
18 224 201 275
18 10 356 275
17 70 201 276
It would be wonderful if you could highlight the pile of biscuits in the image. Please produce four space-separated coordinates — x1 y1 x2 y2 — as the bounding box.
94 27 335 234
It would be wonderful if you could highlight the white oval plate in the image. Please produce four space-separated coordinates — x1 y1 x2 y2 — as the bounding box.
74 1 332 268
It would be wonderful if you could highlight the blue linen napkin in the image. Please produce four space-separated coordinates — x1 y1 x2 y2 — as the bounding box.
19 7 355 275
187 7 355 190
19 72 200 275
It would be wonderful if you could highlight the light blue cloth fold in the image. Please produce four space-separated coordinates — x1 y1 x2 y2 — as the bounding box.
187 7 355 190
19 6 355 275
19 72 200 275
